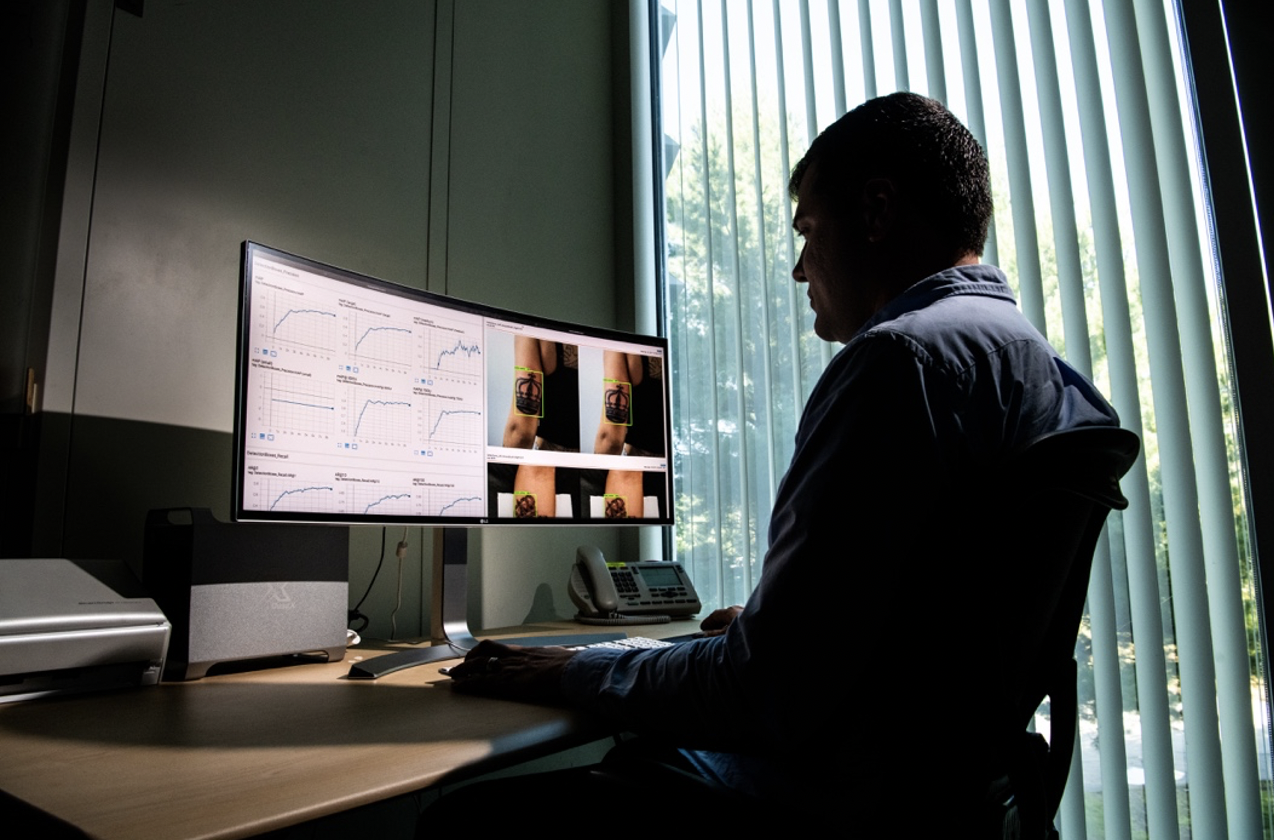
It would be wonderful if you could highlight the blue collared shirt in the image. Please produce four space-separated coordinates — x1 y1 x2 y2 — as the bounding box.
562 264 1118 804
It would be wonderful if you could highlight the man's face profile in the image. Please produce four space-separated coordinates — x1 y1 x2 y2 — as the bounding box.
790 162 877 344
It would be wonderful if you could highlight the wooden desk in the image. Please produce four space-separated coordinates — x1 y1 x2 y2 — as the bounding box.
0 621 698 839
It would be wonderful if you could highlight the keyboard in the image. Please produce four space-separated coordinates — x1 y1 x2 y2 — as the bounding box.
353 633 695 680
565 636 674 652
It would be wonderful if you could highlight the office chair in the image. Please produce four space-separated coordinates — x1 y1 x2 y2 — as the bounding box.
978 425 1140 838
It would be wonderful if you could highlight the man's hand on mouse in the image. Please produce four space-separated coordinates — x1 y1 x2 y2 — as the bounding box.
445 639 578 703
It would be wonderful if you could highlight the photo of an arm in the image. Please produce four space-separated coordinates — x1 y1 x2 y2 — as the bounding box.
603 472 643 519
504 337 556 516
594 352 646 518
504 336 545 449
594 351 642 455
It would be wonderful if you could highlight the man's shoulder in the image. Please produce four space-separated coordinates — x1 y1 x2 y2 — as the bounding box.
855 272 1052 378
824 264 1118 442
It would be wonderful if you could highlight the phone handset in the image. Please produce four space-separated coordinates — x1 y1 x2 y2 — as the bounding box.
569 544 620 617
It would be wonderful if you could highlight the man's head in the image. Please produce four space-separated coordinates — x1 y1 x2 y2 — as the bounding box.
789 92 992 259
788 93 992 342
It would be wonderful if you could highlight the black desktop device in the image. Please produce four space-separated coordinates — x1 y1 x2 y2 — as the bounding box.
232 242 674 676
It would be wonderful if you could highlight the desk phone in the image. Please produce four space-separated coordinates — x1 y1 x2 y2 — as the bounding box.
568 545 701 625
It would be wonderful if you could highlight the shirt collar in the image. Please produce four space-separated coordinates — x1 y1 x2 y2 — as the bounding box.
855 264 1018 338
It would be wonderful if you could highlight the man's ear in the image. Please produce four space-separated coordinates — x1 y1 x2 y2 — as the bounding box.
861 177 898 243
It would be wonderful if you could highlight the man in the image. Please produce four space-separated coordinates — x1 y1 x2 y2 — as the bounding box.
441 92 1118 826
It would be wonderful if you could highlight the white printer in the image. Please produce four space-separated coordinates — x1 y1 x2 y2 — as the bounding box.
0 558 170 702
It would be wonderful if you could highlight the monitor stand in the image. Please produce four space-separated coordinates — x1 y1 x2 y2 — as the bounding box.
346 528 478 679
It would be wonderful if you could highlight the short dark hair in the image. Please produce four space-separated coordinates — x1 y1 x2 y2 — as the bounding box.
788 92 992 257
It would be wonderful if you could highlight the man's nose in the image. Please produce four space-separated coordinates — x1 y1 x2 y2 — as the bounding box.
792 246 806 282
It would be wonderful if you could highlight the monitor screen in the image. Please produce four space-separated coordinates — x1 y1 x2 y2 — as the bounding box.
233 242 672 526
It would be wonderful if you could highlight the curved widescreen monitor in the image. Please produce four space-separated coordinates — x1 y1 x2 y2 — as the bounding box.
234 242 672 526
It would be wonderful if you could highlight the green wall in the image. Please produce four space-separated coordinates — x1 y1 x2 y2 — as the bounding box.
29 0 636 638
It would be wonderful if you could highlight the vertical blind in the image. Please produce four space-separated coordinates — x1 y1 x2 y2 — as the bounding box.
655 1 1269 837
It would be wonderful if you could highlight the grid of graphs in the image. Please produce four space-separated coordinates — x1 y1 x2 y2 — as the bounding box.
241 252 488 518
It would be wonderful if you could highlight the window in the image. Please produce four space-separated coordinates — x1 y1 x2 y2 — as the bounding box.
654 1 1270 836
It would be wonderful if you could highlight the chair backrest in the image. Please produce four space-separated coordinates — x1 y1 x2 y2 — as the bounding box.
1010 426 1138 709
991 426 1140 831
